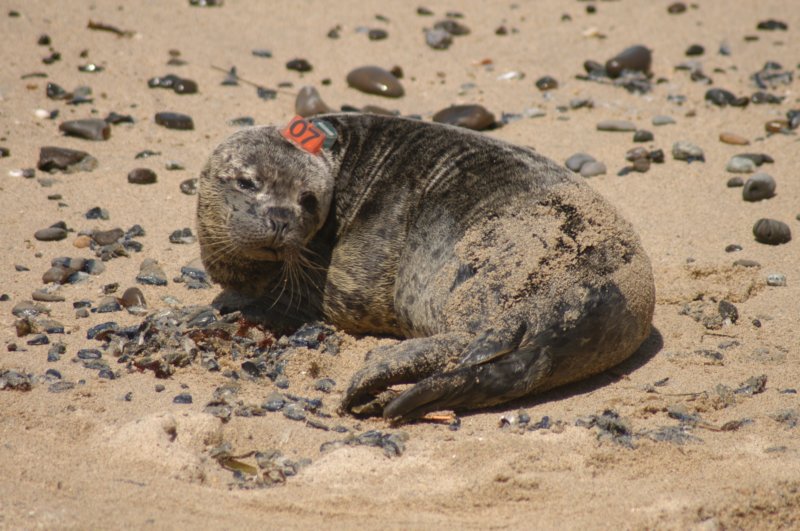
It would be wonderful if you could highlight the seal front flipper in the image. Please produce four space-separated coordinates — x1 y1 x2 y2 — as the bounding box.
341 332 470 416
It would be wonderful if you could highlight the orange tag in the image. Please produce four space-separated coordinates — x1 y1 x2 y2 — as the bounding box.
281 116 325 154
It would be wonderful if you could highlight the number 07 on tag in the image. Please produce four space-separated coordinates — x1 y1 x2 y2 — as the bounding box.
281 116 325 154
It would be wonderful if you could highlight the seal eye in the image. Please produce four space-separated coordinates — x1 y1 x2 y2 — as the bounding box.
299 192 318 214
236 177 258 192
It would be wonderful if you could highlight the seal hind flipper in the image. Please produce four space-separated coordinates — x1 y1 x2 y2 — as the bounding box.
341 332 470 416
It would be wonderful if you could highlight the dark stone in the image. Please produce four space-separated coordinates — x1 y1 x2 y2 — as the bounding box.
742 174 776 202
432 104 495 130
633 130 654 142
346 66 404 98
286 58 312 72
154 112 194 130
85 207 109 220
757 20 788 31
173 393 193 404
685 44 704 56
433 19 470 36
605 45 651 78
752 218 791 245
127 168 157 184
59 119 110 141
180 178 198 195
120 287 146 308
34 227 67 242
368 29 388 40
37 146 97 172
535 76 558 91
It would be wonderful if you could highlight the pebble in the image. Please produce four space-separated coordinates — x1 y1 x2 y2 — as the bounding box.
742 173 776 202
9 168 36 178
719 132 749 145
672 141 704 162
535 76 558 91
434 19 470 36
766 274 787 287
180 178 198 195
726 176 744 188
251 49 272 58
34 226 68 242
736 153 773 166
295 86 332 117
286 58 312 73
346 66 404 98
425 28 452 50
685 44 704 56
165 161 184 171
120 287 146 309
705 88 748 107
85 207 109 220
173 393 193 404
96 296 122 313
605 45 651 78
367 29 388 41
32 289 65 302
59 119 110 141
169 228 196 244
633 130 654 142
651 115 675 126
765 119 790 134
154 112 194 130
105 112 134 125
27 334 49 346
12 301 50 319
726 157 756 174
580 161 606 178
256 87 277 100
667 2 686 14
128 168 157 184
596 120 636 132
752 219 791 245
37 146 97 173
148 74 198 95
757 19 788 31
432 104 495 130
565 153 596 172
92 228 124 246
137 259 168 286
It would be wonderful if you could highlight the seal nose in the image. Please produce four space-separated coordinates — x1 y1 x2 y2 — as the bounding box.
266 207 293 237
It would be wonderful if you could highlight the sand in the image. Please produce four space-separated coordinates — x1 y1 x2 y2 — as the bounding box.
1 0 799 528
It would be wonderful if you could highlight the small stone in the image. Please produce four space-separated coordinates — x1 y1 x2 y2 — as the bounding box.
136 259 168 286
596 120 636 132
165 161 184 171
34 226 68 242
251 49 272 58
59 119 111 141
735 153 773 166
651 115 675 126
286 58 312 73
85 207 109 220
432 104 495 130
434 19 470 36
605 45 651 78
96 296 121 313
105 112 134 125
169 228 196 244
633 130 654 142
314 378 336 393
766 274 786 287
726 177 744 188
719 132 749 145
725 244 742 253
346 66 404 98
705 88 738 107
667 2 686 14
120 287 146 308
368 29 388 40
154 112 194 130
756 20 788 31
535 76 558 91
295 86 333 117
180 178 198 195
625 147 649 162
726 157 756 174
632 158 651 173
580 161 607 178
127 168 157 185
672 141 704 162
92 228 124 245
174 79 198 95
765 120 789 134
256 87 277 100
425 28 452 50
37 146 97 173
742 173 776 202
685 44 704 56
12 301 50 319
173 393 193 404
417 6 433 16
565 153 596 172
752 219 791 245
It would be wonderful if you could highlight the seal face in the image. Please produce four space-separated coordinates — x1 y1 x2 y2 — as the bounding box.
198 114 656 422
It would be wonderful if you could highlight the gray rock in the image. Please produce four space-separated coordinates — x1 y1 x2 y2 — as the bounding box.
672 141 705 162
652 115 676 126
742 173 776 202
766 273 786 287
565 153 596 172
295 86 333 117
34 227 67 242
726 156 756 173
596 120 636 132
580 161 607 177
136 258 168 286
59 119 110 141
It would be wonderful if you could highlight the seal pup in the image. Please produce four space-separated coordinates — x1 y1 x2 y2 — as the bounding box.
198 113 655 421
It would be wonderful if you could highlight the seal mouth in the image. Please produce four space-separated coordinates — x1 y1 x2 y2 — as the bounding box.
244 247 282 261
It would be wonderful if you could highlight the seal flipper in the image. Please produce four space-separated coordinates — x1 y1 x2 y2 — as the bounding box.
341 332 470 416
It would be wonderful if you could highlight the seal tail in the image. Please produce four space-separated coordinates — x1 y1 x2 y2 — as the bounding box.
384 283 637 421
